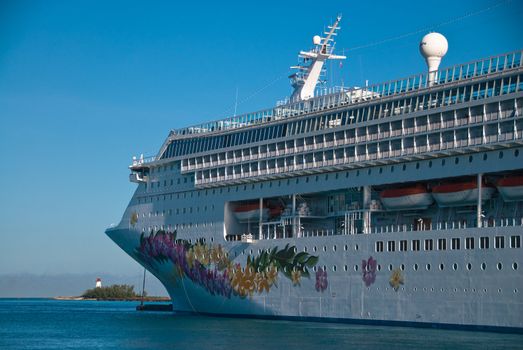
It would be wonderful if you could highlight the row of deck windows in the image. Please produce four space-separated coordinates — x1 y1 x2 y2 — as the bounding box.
162 74 522 161
375 235 521 252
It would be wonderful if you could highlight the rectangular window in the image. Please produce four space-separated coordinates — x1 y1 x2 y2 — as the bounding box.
412 240 420 251
375 241 383 252
495 236 505 249
466 237 474 250
400 240 407 252
438 238 447 250
511 235 521 248
424 239 433 251
451 238 460 250
387 241 395 252
480 236 490 249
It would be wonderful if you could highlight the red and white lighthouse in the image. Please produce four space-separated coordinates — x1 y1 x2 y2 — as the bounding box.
95 278 102 288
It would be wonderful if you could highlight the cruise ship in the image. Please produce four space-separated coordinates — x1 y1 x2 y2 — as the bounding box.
106 16 523 332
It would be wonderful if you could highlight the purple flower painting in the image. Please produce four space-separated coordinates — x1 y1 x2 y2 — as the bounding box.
362 256 377 287
315 267 328 292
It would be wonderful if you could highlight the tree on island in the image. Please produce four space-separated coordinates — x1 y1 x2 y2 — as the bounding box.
82 284 145 299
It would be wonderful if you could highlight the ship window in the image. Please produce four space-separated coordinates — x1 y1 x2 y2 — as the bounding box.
515 150 519 157
322 246 327 252
510 235 521 248
399 240 407 251
451 238 460 250
480 236 490 249
426 264 431 271
441 159 446 166
453 263 458 271
465 237 474 250
513 262 518 270
387 241 395 252
467 263 472 270
497 262 503 270
413 263 419 271
400 264 405 271
388 264 393 271
439 263 444 270
483 154 488 161
332 266 337 272
455 157 459 164
416 163 420 169
375 241 384 252
344 244 348 251
391 166 394 173
481 262 486 270
438 238 447 250
429 161 433 168
424 239 433 251
499 151 503 159
344 265 348 271
412 240 420 251
402 164 406 171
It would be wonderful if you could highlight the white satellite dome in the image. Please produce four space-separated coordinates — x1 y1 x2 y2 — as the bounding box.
419 32 448 58
313 35 321 45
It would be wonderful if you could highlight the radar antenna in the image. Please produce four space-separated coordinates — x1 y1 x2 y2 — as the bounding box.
289 15 346 102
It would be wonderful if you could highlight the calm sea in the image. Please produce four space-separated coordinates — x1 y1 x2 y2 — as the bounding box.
0 299 521 350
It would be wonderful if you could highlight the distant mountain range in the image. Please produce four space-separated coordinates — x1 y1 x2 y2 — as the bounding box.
0 273 168 298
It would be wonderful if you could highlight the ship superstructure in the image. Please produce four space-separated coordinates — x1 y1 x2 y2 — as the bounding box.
107 16 523 331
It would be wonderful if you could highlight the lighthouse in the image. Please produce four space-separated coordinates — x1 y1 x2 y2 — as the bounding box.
95 278 102 288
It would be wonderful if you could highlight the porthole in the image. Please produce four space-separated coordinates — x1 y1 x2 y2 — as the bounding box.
333 245 337 252
453 263 458 270
250 249 253 255
468 155 473 163
354 265 359 272
483 288 487 293
430 287 434 292
454 288 458 292
391 166 394 173
354 244 359 251
377 264 381 271
345 172 349 178
416 163 420 169
413 263 419 271
467 263 472 270
429 161 433 168
313 266 317 272
313 246 317 252
426 264 431 271
344 265 348 271
344 245 348 251
335 173 339 179
303 247 308 252
356 170 360 176
498 288 502 293
400 264 405 271
481 262 486 270
332 266 337 272
210 237 214 243
483 153 488 161
379 168 383 174
388 264 393 271
306 177 309 183
414 287 417 292
499 151 504 159
515 289 518 294
322 246 327 252
441 159 446 166
515 150 520 157
402 164 406 171
455 157 459 164
439 263 444 271
513 262 518 270
497 262 503 270
368 169 371 175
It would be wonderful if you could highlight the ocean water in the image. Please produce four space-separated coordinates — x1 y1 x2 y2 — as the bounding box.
0 299 521 350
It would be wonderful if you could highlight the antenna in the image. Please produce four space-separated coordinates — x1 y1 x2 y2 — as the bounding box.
234 87 239 117
419 32 448 86
289 15 346 102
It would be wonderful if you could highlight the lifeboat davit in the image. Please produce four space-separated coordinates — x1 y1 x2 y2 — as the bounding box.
380 184 434 210
496 176 523 202
234 203 270 222
432 180 495 207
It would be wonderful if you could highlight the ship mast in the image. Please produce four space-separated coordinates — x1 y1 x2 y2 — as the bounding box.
289 15 346 102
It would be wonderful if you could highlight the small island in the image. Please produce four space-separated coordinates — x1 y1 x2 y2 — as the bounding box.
54 284 170 302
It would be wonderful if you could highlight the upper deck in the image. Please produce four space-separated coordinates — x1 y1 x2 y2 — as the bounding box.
171 50 522 138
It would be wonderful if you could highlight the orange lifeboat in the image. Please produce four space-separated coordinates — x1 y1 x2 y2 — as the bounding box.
380 184 433 210
234 202 270 222
496 175 523 202
432 180 495 207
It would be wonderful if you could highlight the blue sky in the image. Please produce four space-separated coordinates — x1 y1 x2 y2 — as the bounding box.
0 0 521 277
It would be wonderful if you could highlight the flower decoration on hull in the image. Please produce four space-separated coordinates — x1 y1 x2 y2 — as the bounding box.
362 256 377 287
389 268 404 291
315 268 328 292
135 230 319 299
130 212 138 227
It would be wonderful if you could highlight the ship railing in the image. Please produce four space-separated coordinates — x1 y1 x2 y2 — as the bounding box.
195 130 522 185
171 50 522 138
131 155 156 167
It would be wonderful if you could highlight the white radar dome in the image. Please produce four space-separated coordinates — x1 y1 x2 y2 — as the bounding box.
313 35 321 45
419 32 448 58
